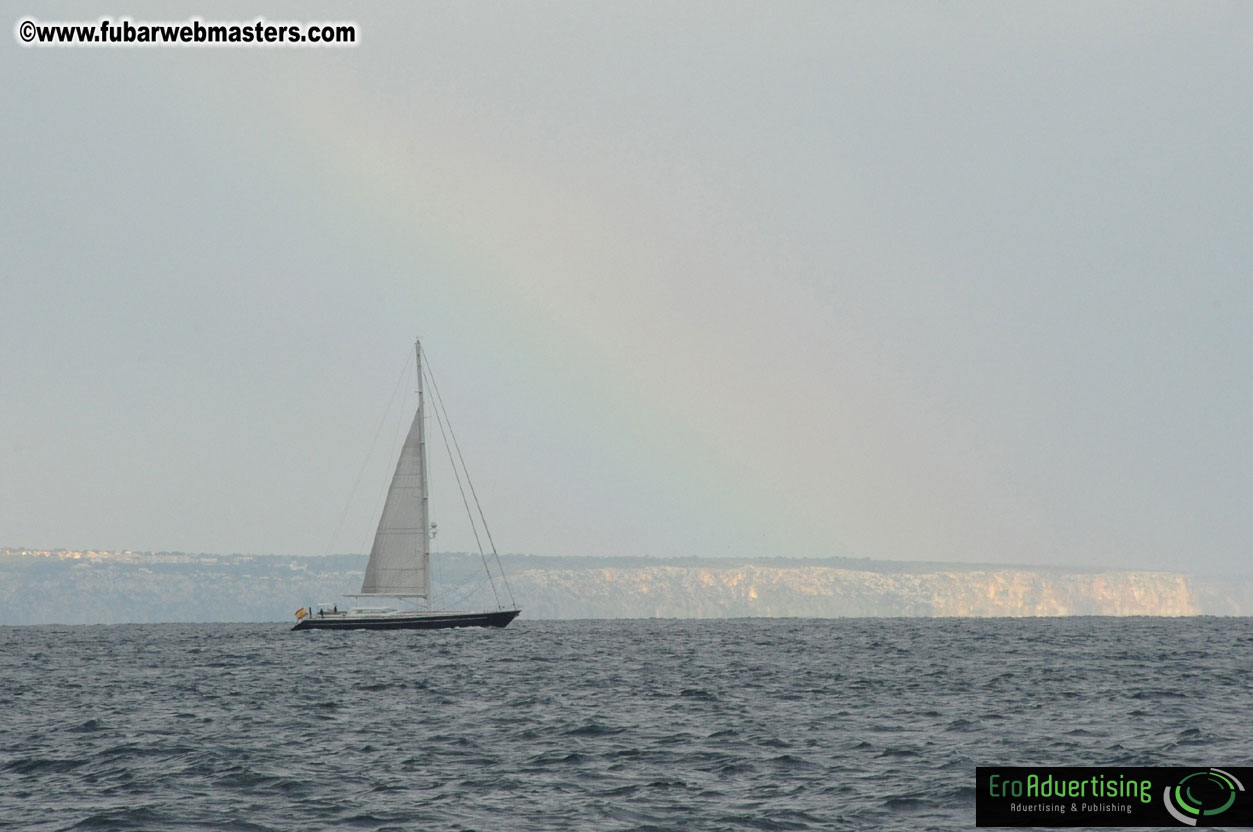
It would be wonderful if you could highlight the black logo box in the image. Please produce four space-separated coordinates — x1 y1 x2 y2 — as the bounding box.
976 766 1253 827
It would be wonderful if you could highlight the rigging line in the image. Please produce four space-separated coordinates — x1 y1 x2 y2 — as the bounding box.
445 580 493 611
438 570 495 609
321 349 414 558
424 363 502 609
423 354 517 609
441 571 489 599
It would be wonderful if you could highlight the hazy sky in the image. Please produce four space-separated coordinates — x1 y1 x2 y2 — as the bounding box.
3 3 1250 572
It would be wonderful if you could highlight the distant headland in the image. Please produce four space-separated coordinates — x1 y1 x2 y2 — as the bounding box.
2 548 1250 625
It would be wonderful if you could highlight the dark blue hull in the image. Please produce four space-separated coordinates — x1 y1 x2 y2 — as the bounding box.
292 609 520 631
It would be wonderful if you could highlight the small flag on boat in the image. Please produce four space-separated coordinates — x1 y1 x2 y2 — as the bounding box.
295 607 309 620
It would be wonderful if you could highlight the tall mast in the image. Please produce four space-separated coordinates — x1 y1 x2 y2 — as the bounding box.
357 340 433 599
416 338 430 581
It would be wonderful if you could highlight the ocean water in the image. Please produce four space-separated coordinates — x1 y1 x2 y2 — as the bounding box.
1 617 1250 831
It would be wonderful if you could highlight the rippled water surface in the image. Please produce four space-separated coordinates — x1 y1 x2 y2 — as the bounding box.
2 618 1251 830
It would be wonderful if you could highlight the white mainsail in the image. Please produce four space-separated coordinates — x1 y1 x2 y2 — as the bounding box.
358 341 430 598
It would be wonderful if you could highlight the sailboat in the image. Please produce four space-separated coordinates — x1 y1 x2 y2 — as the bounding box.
293 340 521 631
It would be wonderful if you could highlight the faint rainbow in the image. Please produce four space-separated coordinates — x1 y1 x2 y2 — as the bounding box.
250 71 784 554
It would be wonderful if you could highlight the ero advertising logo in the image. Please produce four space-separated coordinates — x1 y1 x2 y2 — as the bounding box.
976 766 1252 827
